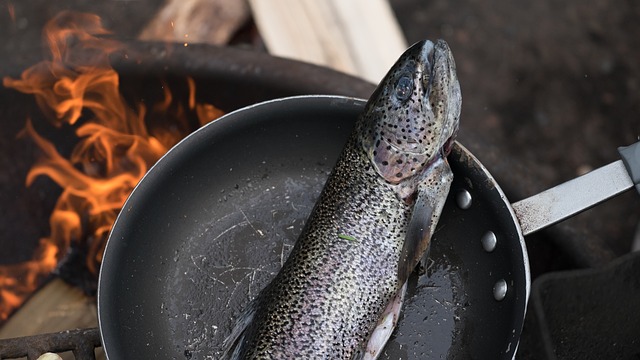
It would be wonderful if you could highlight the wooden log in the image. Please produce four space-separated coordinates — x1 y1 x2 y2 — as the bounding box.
0 279 97 338
248 0 407 83
0 278 104 360
138 0 251 45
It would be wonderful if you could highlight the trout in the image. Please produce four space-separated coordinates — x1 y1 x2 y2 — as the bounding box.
223 39 462 359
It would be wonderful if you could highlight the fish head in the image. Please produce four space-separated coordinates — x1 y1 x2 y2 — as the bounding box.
360 39 461 184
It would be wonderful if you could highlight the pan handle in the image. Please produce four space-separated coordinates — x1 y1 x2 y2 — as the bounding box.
511 141 640 236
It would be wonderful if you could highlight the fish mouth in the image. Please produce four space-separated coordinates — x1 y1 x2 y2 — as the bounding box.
422 39 459 158
419 40 436 92
419 39 454 100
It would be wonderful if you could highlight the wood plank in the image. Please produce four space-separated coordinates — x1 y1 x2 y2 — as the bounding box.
0 279 97 339
139 0 250 45
0 278 104 360
248 0 407 83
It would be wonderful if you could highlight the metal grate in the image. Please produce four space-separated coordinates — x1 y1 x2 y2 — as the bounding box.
0 328 101 360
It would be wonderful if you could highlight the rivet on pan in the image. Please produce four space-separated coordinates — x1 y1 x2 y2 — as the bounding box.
456 189 472 210
481 231 497 252
493 279 508 301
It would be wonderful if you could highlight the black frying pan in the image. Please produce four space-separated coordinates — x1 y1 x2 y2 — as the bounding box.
97 96 638 359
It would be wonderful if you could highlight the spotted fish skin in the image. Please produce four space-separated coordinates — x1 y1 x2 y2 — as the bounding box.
223 39 461 359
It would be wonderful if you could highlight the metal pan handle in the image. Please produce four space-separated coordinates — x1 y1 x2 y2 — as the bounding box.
511 141 640 236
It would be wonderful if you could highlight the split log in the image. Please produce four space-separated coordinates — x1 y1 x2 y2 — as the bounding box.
139 0 251 45
0 278 104 360
248 0 407 83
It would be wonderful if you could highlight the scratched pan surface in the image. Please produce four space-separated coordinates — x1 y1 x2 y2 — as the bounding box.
98 96 529 359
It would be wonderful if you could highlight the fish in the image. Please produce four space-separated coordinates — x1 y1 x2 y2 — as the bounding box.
222 39 462 359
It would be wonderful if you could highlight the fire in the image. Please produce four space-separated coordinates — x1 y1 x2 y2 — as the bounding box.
7 2 15 23
0 11 223 322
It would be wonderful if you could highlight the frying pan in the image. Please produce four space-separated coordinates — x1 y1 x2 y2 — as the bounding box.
97 95 639 359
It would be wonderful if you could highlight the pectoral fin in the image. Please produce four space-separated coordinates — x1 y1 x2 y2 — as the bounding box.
397 158 453 284
360 282 408 360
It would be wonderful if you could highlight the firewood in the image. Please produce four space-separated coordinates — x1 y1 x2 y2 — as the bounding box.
248 0 407 83
139 0 250 45
0 278 104 360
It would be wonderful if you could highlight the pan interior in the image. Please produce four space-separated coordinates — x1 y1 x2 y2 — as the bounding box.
98 96 528 359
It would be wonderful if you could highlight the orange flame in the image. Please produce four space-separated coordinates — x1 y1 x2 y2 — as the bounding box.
7 2 15 23
0 11 222 322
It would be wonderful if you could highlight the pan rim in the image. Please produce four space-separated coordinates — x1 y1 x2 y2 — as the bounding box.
452 142 531 358
455 141 531 303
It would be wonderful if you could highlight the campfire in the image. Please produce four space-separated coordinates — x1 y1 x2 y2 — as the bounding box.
0 11 223 325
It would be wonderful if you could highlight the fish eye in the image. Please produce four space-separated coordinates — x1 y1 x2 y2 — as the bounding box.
394 75 413 102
